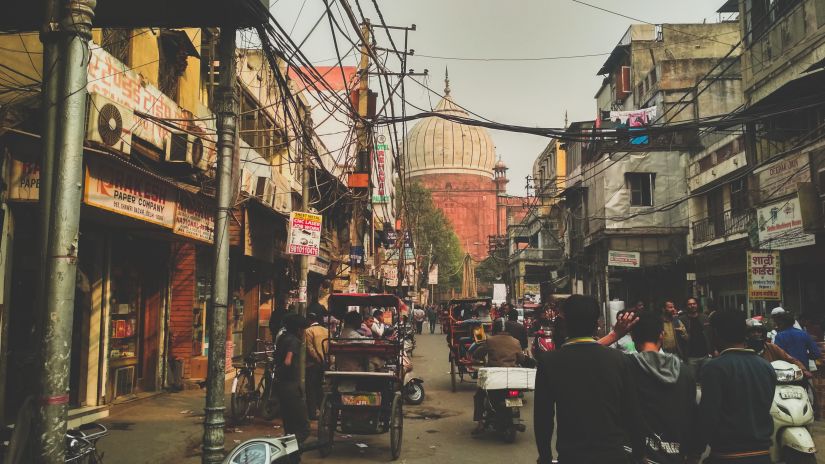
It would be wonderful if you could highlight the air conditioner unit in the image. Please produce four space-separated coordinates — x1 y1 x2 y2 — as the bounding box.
254 176 275 206
87 93 133 154
163 131 205 171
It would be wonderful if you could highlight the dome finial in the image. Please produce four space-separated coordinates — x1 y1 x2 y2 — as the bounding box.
444 66 451 96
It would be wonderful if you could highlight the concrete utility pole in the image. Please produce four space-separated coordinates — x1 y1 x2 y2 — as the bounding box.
350 20 370 291
297 113 312 392
202 26 237 464
33 0 97 461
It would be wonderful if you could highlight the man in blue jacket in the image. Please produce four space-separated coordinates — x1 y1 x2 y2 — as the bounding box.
773 312 821 369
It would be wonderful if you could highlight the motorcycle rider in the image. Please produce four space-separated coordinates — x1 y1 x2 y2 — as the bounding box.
505 308 528 350
746 318 809 372
470 319 528 435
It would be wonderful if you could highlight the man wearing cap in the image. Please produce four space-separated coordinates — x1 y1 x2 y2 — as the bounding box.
768 307 802 341
304 312 329 420
275 313 311 442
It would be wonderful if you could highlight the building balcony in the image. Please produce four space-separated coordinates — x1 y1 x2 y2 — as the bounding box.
509 247 564 263
692 209 754 245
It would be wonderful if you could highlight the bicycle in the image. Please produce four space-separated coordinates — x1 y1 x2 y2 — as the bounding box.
230 339 279 422
0 395 108 463
66 423 108 463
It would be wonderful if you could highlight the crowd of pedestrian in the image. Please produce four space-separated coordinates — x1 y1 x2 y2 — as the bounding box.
533 294 823 464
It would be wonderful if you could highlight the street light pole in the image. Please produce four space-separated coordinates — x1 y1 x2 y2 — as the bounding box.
33 1 97 461
202 26 237 464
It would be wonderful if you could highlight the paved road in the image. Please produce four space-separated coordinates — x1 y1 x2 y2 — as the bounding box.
300 323 540 463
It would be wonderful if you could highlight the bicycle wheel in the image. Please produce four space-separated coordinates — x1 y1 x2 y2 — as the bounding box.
260 375 280 420
230 370 255 422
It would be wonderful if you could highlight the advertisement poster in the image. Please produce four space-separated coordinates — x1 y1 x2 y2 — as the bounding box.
174 194 214 243
757 197 816 250
84 158 177 227
427 264 439 285
747 250 781 300
607 250 641 268
287 211 322 256
372 135 391 204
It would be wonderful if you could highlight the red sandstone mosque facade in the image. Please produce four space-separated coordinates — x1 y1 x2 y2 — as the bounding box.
405 77 527 260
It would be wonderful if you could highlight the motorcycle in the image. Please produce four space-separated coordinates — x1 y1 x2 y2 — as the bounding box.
769 359 817 464
388 324 425 405
531 325 555 358
477 367 535 443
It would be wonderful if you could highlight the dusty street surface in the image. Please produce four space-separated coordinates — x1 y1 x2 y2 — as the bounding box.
298 325 539 463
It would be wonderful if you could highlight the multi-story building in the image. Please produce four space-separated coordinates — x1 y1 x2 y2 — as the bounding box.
507 140 566 303
0 28 350 426
722 0 825 317
563 22 742 311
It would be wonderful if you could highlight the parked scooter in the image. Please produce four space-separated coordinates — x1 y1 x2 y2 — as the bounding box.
388 324 425 404
223 435 301 464
531 325 555 358
770 359 817 464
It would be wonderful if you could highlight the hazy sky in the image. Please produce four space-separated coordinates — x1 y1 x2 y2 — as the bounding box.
271 0 737 195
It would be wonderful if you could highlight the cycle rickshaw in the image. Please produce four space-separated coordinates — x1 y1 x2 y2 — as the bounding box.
317 293 406 460
445 297 493 392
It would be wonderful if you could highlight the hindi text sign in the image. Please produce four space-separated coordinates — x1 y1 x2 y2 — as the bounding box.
748 250 781 300
607 250 641 268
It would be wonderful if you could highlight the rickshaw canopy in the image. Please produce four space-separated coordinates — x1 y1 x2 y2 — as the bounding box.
328 293 407 318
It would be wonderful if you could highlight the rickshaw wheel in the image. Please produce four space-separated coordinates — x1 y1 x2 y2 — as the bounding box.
449 358 457 392
318 394 335 457
390 392 403 460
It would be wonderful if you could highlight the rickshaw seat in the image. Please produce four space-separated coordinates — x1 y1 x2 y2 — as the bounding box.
329 341 397 372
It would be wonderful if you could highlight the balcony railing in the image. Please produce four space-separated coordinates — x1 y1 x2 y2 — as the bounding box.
510 247 564 262
692 209 754 245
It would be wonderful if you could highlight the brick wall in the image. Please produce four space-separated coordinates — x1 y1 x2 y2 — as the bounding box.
169 242 196 378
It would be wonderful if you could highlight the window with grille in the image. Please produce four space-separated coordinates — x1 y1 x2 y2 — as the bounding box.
101 29 132 64
626 173 655 206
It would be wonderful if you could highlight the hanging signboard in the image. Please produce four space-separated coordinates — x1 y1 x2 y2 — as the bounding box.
372 135 391 204
383 265 399 287
756 151 810 203
84 158 177 227
747 250 781 300
286 211 322 256
174 193 214 243
607 250 640 268
756 197 816 250
427 264 439 285
8 158 40 201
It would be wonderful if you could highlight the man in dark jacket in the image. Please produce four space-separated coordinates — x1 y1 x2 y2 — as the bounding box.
534 294 644 464
505 308 528 349
679 297 712 379
275 313 311 443
629 312 697 463
692 310 776 464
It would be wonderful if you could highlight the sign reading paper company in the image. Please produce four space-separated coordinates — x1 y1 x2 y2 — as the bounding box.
174 194 214 243
9 158 40 201
757 197 816 250
84 158 176 227
287 211 322 256
747 250 781 300
607 250 640 268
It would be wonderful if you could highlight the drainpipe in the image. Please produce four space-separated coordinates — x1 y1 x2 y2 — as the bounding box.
33 0 97 462
202 26 236 464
